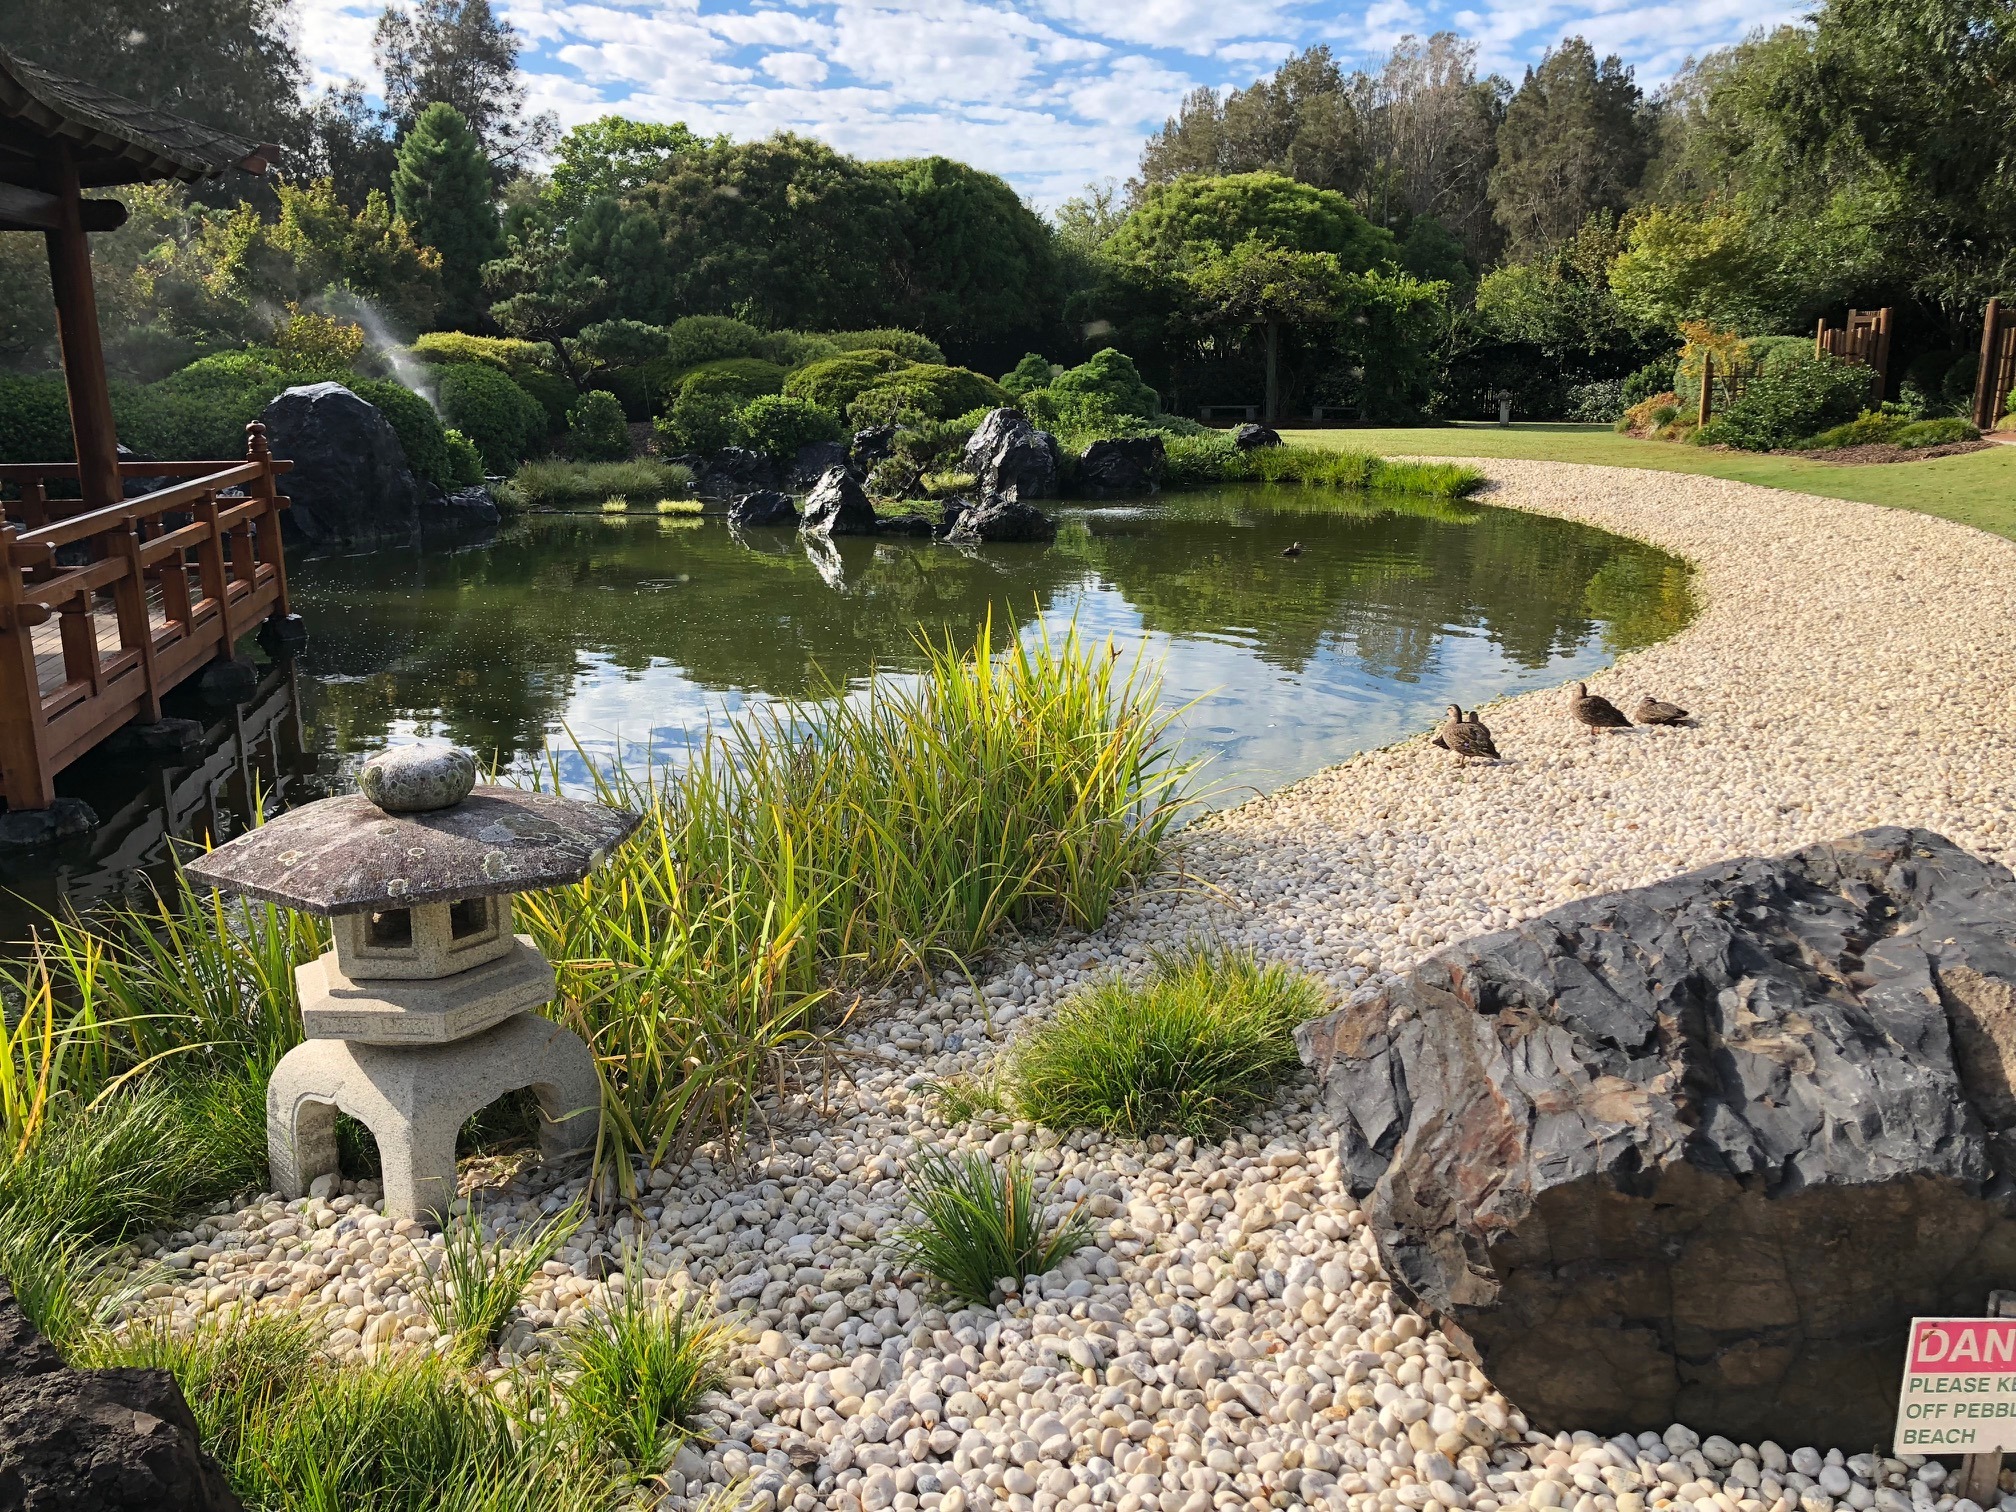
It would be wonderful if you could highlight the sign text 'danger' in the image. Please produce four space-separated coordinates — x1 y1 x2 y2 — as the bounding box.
1896 1319 2016 1455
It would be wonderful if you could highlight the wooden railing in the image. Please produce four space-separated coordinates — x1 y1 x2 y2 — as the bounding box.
1975 298 2016 431
1816 307 1893 407
0 422 292 811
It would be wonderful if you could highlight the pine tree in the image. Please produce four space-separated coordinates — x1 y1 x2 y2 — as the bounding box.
393 103 504 331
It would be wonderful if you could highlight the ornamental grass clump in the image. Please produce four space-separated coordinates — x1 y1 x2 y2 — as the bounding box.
1011 947 1327 1138
560 1278 733 1471
888 1149 1092 1307
415 1199 584 1364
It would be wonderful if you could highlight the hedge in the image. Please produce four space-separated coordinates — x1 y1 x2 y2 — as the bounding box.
672 359 788 403
846 364 1010 426
353 378 453 487
826 328 946 365
736 394 842 459
781 349 910 413
408 332 557 377
437 361 548 472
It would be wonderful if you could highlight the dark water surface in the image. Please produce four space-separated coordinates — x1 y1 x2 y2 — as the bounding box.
4 486 1691 932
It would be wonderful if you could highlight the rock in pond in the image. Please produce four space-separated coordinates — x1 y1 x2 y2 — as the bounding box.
696 447 780 496
1076 436 1165 497
422 485 500 540
357 744 478 813
791 440 849 488
945 495 1057 544
729 489 798 528
0 1282 243 1510
1233 421 1282 450
1296 827 2016 1449
800 467 878 536
961 408 1061 503
260 383 425 549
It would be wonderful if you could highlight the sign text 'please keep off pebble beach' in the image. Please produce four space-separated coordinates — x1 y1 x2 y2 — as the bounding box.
1896 1319 2016 1453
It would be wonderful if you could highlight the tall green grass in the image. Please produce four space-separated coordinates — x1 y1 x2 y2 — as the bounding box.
888 1150 1092 1307
417 1200 583 1364
562 1280 733 1470
519 615 1193 1179
1161 433 1484 497
504 459 694 510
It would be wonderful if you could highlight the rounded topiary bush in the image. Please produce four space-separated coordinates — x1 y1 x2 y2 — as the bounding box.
566 390 631 462
657 388 738 454
1046 348 1160 421
736 394 842 459
673 359 787 405
825 328 945 365
353 378 453 487
443 427 485 485
846 365 1010 426
781 350 911 413
437 361 547 472
662 315 766 371
0 374 76 464
1000 352 1053 398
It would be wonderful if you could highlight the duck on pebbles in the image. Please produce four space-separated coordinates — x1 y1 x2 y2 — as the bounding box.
1634 695 1691 725
1430 704 1501 764
1570 681 1632 735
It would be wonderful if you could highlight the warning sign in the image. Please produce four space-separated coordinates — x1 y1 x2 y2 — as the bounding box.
1896 1318 2016 1453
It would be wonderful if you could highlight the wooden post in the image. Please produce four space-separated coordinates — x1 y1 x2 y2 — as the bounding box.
194 491 232 655
245 422 291 616
41 146 120 514
109 522 162 722
1815 316 1827 360
1698 353 1715 428
1870 306 1894 404
1959 1290 2016 1504
1976 299 2005 432
0 533 57 808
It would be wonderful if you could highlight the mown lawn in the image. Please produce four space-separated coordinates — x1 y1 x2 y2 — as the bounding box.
1285 422 2016 542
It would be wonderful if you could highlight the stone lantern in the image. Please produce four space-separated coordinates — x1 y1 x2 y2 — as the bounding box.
184 746 641 1221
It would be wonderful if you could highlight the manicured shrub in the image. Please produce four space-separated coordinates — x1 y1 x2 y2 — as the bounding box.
1011 948 1325 1138
756 329 841 368
1896 417 1980 448
657 387 738 453
1697 354 1874 451
408 331 557 377
272 306 366 369
781 349 911 411
438 361 548 471
673 358 787 403
351 377 453 487
593 364 654 422
826 327 945 364
1796 411 1907 449
846 364 1010 426
1566 378 1627 423
1000 352 1053 397
1623 360 1677 407
511 369 575 433
735 393 842 458
565 389 631 462
662 314 765 371
443 426 485 485
1046 348 1159 421
0 372 74 464
888 1150 1092 1307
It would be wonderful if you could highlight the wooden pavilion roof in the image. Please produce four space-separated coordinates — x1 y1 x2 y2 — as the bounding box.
0 46 278 191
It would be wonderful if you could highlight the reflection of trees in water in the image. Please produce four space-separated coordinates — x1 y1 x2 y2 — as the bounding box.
1076 491 1691 682
287 495 1692 768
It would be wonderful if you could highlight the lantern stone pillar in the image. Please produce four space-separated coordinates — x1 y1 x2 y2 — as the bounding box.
185 745 640 1221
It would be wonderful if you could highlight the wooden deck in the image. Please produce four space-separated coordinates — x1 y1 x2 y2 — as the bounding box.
1 432 293 811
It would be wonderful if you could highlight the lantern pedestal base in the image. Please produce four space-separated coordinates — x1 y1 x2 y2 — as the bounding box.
266 1011 600 1221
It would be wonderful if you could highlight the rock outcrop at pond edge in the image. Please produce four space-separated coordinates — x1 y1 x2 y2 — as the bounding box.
0 1282 243 1510
1077 436 1165 497
1297 826 2016 1449
261 382 426 548
962 408 1061 504
799 467 878 536
729 489 798 527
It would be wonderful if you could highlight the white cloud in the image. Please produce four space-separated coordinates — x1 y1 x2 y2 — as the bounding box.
289 0 1804 203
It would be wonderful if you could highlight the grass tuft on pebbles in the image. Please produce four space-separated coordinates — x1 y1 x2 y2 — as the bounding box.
888 1148 1093 1307
416 1199 583 1365
561 1278 733 1471
1009 946 1327 1138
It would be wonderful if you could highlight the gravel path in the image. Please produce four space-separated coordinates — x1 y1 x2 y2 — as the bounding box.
119 462 2016 1512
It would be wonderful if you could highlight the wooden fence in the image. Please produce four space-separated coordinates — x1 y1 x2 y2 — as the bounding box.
0 423 292 811
1816 308 1894 406
1974 299 2016 431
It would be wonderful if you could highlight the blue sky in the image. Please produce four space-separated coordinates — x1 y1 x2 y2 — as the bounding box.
297 0 1805 206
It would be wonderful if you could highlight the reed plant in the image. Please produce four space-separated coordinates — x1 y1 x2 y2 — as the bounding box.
888 1149 1092 1307
506 459 693 510
1160 434 1484 498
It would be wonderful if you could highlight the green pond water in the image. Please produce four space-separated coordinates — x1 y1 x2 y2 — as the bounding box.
3 485 1691 932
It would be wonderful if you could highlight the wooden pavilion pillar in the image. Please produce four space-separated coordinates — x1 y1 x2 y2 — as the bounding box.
41 144 121 513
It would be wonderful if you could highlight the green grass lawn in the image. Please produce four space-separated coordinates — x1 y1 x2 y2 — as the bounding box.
1285 422 2016 542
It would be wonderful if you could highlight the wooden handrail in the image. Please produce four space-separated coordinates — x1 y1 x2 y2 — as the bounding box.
6 462 271 552
0 459 295 480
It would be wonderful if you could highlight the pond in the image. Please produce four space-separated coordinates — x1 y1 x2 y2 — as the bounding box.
2 486 1692 934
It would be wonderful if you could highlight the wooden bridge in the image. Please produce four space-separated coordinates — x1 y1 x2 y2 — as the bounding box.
0 433 293 810
0 46 293 819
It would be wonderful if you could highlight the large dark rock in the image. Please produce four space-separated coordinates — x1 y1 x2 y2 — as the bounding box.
945 495 1057 544
0 1283 243 1510
850 425 897 474
421 485 500 542
1297 827 2016 1449
791 440 850 488
729 489 799 528
1233 422 1282 450
960 409 1061 504
0 799 98 850
696 447 781 496
1076 436 1165 497
799 467 878 536
260 383 425 549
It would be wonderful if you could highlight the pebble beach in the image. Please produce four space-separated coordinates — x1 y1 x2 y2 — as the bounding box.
108 461 2016 1512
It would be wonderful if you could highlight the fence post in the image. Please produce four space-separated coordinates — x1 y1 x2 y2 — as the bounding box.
1976 299 2004 431
0 533 57 808
1697 353 1715 429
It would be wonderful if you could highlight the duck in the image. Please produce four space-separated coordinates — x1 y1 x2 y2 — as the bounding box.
1570 681 1632 734
1430 704 1500 764
1634 695 1690 725
1281 541 1303 557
